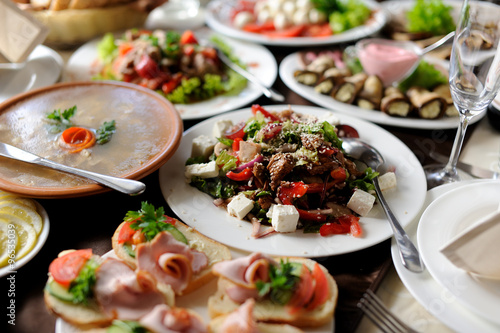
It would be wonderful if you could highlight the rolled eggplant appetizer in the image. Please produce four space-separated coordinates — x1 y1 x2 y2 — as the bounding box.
380 86 412 117
294 70 321 86
406 86 447 119
313 67 350 95
332 72 368 104
433 84 459 117
356 75 383 110
305 55 336 74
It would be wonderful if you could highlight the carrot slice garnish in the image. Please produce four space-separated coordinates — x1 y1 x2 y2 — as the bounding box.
59 127 96 153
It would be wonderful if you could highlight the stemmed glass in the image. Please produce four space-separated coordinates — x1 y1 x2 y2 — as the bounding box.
425 0 500 189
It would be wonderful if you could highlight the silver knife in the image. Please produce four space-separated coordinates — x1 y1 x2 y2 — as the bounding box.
0 142 146 195
214 47 285 102
429 151 499 179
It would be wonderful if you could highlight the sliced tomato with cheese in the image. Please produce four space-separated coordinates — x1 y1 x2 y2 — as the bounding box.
49 249 93 287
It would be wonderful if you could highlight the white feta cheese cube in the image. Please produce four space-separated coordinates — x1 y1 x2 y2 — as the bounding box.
191 135 216 159
184 161 219 180
227 193 254 220
212 120 233 138
318 112 340 126
269 204 299 233
378 172 397 191
347 189 375 217
266 204 275 219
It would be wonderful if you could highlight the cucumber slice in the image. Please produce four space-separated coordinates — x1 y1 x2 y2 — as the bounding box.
123 243 136 258
46 280 74 302
164 225 188 245
108 320 148 333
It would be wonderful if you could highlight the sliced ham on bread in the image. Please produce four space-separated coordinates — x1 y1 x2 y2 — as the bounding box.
112 218 232 296
208 254 338 328
209 299 305 333
44 251 175 330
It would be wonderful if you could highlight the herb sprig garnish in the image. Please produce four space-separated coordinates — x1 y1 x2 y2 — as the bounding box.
256 260 302 305
96 120 116 145
68 258 99 305
126 202 179 242
46 105 116 145
46 105 76 133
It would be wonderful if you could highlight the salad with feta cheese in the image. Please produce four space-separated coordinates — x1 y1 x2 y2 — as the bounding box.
184 105 397 238
95 29 248 104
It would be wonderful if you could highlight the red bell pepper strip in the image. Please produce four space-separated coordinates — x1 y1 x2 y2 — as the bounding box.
232 137 243 151
305 181 338 194
330 167 347 181
319 215 362 237
278 181 309 205
49 249 93 287
242 21 275 33
298 209 328 222
226 167 252 181
320 222 349 236
180 30 198 44
251 104 279 121
263 24 306 38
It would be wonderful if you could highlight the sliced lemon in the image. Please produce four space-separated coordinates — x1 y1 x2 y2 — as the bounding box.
0 198 38 211
0 220 17 268
0 213 37 260
0 202 43 235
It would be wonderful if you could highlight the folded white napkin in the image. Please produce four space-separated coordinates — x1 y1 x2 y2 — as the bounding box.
440 209 500 280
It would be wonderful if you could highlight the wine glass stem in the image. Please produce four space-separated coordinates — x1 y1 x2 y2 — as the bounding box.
444 112 470 177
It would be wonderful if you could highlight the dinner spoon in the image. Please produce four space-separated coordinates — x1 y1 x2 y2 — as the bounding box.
342 138 425 273
0 142 146 195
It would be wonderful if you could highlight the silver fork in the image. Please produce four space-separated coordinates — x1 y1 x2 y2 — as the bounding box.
358 289 418 333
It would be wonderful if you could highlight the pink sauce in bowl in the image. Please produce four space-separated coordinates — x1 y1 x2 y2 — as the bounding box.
357 38 421 86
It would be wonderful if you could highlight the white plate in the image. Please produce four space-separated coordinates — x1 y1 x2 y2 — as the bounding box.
491 94 500 110
279 52 486 129
416 181 500 326
205 0 387 47
0 45 63 104
0 201 50 277
62 27 278 120
392 180 500 332
56 248 334 333
159 105 426 257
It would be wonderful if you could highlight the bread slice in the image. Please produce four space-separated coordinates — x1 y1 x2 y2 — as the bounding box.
209 314 305 333
44 277 113 330
112 219 232 295
208 257 337 328
49 0 71 10
44 253 175 329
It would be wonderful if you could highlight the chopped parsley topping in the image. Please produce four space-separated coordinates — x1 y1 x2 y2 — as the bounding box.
68 258 99 305
256 260 303 305
126 202 187 244
46 105 76 133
